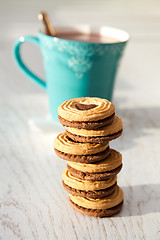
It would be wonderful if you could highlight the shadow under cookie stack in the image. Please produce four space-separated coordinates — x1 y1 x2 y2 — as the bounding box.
54 97 124 218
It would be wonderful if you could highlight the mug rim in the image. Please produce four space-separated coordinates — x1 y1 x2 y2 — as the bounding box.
38 25 130 45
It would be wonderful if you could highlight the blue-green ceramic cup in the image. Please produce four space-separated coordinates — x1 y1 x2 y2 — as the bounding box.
13 26 129 121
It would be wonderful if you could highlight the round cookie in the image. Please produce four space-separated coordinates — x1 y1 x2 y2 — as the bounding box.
66 115 123 143
58 97 115 129
69 185 123 217
67 149 122 180
54 132 109 155
69 199 123 218
66 130 122 143
62 169 117 191
54 146 110 163
62 181 117 199
67 164 122 181
62 169 117 199
58 114 115 130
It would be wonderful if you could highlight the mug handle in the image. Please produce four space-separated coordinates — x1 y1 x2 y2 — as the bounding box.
13 36 46 90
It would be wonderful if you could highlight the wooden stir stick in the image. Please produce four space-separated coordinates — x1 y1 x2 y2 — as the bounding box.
38 11 56 36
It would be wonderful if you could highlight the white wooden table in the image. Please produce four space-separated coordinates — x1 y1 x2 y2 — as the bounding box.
0 0 160 239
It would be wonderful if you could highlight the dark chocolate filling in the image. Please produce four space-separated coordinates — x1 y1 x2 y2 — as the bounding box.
62 181 117 199
54 146 110 163
66 129 123 143
67 164 123 180
69 199 123 217
75 103 97 110
58 113 115 130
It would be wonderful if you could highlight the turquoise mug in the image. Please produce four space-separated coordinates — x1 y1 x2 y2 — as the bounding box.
13 26 129 121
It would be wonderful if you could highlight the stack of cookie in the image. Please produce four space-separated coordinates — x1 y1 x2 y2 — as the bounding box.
54 97 123 217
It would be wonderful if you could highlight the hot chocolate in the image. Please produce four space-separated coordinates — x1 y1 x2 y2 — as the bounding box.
55 31 120 43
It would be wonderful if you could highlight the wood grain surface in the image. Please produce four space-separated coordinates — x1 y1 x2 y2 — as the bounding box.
0 0 160 239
